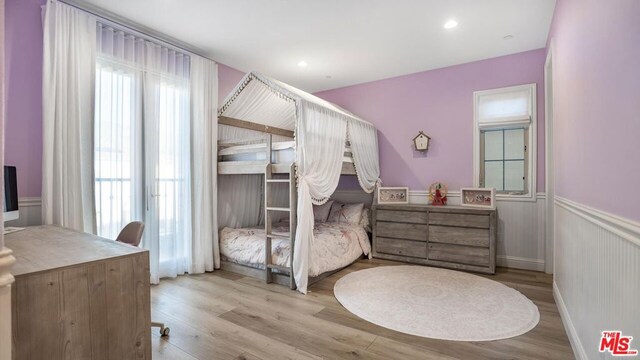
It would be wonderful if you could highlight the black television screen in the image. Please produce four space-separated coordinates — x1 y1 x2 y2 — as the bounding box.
4 166 18 212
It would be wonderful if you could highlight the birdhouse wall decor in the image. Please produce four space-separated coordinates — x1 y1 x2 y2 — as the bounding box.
413 131 431 152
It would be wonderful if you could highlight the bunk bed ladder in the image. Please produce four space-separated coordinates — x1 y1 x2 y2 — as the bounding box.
264 134 297 290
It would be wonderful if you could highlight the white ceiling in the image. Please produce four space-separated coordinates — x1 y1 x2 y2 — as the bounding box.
77 0 556 92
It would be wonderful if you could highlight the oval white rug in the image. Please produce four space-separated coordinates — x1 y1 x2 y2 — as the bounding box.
334 265 539 341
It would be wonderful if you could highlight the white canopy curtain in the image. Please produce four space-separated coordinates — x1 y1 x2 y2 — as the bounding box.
294 102 348 293
348 120 380 193
94 22 217 283
42 0 97 233
219 72 380 293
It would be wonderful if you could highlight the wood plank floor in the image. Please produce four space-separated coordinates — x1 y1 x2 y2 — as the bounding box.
150 259 574 360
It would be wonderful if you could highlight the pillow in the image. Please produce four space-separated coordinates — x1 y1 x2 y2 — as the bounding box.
313 200 334 223
360 207 371 232
327 202 364 225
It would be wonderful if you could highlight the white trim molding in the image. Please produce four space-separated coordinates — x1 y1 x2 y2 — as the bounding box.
0 247 16 360
553 282 588 360
544 42 555 275
472 83 538 202
18 197 42 208
496 255 544 272
555 196 640 246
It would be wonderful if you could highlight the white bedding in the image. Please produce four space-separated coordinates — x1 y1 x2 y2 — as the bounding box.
220 221 370 277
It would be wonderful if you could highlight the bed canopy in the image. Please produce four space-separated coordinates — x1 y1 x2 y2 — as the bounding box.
219 72 381 293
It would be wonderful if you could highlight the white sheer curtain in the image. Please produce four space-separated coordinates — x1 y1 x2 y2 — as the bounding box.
95 23 195 283
348 120 380 193
42 0 97 232
142 41 192 282
293 102 348 293
190 56 218 271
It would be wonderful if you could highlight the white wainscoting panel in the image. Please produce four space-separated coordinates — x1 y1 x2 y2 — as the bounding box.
333 190 546 271
554 197 640 360
22 192 546 271
6 197 43 228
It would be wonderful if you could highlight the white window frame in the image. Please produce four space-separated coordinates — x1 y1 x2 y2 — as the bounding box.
473 83 537 202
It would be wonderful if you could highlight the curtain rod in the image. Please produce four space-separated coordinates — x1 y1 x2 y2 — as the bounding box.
56 0 219 63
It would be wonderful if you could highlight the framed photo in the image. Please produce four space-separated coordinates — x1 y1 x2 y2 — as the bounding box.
377 187 409 204
460 188 496 209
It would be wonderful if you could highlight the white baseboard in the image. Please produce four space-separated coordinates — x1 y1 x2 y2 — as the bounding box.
496 255 545 271
553 281 587 360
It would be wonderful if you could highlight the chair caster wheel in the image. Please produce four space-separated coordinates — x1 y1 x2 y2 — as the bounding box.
160 327 170 337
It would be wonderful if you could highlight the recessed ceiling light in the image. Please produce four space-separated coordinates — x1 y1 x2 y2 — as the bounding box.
443 19 458 29
297 60 308 68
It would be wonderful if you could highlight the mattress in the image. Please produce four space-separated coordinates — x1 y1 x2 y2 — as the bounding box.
220 221 370 277
219 141 353 164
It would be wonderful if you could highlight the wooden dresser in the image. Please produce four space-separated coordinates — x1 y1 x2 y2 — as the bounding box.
6 225 151 359
372 204 497 274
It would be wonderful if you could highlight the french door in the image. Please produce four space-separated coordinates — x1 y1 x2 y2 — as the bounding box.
94 60 191 283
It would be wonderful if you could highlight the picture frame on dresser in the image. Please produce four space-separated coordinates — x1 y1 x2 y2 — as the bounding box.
377 187 409 204
460 187 496 209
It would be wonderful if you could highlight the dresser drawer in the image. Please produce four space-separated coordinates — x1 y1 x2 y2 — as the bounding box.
428 243 490 267
376 221 427 241
376 209 428 224
428 212 489 228
376 237 427 258
428 225 490 247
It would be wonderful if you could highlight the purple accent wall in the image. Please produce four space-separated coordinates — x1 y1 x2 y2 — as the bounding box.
546 0 640 221
5 0 45 198
218 63 245 104
315 49 546 193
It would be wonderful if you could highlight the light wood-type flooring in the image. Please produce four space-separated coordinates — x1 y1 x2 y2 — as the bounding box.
151 258 574 360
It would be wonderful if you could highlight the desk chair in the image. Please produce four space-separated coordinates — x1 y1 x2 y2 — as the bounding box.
117 221 171 337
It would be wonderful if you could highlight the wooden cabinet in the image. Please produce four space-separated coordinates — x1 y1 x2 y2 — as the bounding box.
372 204 497 274
6 226 151 359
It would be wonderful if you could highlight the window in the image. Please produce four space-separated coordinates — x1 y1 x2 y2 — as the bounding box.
473 84 536 198
94 61 141 239
94 23 193 282
480 128 527 193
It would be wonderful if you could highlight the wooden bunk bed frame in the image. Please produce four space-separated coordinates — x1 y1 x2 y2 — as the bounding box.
218 116 363 290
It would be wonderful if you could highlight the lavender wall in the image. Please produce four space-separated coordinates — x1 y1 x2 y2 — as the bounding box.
315 49 546 192
547 0 640 222
218 63 245 103
5 0 44 198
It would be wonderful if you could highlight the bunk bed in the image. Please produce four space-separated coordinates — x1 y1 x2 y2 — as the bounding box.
217 72 380 294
